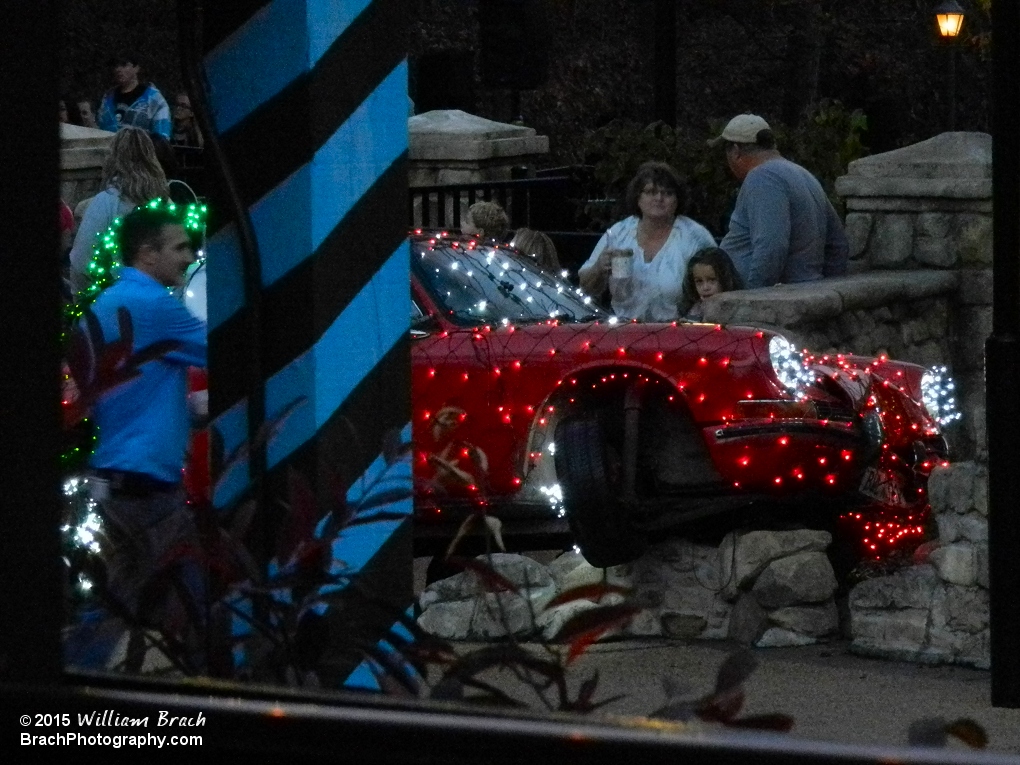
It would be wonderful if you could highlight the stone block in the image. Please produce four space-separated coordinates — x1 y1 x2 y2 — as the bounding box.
418 588 548 640
957 268 993 306
914 238 955 268
551 552 631 593
870 215 914 267
752 552 838 608
930 543 977 586
913 340 946 368
970 464 989 517
916 212 951 239
957 630 991 669
899 318 928 347
701 599 733 640
953 214 993 265
845 213 873 260
850 609 929 655
767 601 839 637
953 307 992 371
935 512 987 544
718 529 831 600
756 627 818 647
944 585 989 633
848 565 939 610
976 545 989 589
661 613 708 639
662 585 718 617
728 593 768 644
928 462 978 516
625 609 664 637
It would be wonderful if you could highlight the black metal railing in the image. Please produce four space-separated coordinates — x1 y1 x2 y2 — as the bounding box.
408 173 611 272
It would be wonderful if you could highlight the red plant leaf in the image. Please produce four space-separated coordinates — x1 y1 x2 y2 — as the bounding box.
946 718 988 749
697 688 745 723
448 556 517 593
551 603 642 664
276 467 319 563
552 603 641 644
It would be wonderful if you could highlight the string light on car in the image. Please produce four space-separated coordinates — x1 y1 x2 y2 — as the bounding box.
768 335 814 399
920 365 962 425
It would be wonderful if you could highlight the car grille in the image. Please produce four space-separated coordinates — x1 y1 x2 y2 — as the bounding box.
813 401 856 422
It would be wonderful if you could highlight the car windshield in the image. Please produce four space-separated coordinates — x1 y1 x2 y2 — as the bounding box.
413 238 604 326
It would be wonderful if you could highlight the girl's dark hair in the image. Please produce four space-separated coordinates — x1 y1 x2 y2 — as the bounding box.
623 161 689 219
678 247 744 315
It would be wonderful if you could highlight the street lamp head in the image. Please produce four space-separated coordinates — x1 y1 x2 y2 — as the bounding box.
934 0 965 38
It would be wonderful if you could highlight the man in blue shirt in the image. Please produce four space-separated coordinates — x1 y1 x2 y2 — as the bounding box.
710 113 849 289
78 204 206 656
96 53 172 140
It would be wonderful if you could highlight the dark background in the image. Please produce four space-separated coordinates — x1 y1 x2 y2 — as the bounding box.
63 1 991 164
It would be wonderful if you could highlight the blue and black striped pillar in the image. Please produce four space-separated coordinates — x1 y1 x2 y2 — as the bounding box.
200 0 412 689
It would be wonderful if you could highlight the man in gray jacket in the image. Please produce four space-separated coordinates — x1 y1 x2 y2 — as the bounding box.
710 113 849 288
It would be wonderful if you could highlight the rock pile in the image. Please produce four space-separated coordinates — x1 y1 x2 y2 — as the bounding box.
417 529 842 648
848 462 990 668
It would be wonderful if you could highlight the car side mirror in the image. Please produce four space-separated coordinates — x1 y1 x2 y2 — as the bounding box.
410 312 439 339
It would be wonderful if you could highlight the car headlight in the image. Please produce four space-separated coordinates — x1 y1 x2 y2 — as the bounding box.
768 335 814 399
921 365 961 426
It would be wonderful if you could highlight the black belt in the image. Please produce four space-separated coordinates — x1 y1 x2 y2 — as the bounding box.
94 469 180 497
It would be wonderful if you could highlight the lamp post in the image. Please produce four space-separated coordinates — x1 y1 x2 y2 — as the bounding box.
934 0 966 131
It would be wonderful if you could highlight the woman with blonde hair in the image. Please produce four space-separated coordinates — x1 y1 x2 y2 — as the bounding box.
68 126 170 294
510 227 561 272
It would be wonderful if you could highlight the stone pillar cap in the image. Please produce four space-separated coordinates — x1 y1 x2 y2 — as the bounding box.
835 132 990 199
60 123 116 171
409 109 549 162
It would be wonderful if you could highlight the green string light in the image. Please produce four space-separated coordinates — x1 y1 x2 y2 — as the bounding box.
63 197 209 339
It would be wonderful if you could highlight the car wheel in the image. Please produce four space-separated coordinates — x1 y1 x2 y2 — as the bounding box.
554 416 648 568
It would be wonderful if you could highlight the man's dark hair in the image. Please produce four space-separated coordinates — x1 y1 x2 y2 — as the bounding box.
117 205 181 265
623 161 690 218
107 52 141 68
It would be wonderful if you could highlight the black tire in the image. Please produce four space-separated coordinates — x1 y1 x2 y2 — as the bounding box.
554 416 647 567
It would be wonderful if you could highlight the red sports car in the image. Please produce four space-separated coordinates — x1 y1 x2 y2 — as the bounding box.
411 232 954 567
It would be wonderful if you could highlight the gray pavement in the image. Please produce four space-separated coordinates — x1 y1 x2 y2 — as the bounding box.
414 556 1020 759
471 637 1020 757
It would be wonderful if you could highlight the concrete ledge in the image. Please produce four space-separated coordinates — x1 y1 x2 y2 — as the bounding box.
835 177 991 199
409 109 549 161
702 271 960 327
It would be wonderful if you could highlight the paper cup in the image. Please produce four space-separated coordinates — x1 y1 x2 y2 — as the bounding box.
611 251 634 278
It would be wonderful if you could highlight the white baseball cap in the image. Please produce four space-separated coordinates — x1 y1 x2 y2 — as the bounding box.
708 113 772 146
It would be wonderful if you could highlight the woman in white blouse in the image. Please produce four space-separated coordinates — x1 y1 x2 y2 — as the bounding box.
579 161 715 322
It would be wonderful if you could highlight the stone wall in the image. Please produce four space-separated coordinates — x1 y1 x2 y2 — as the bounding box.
418 535 842 648
60 123 114 209
832 133 991 668
849 462 990 668
701 271 957 365
836 132 992 462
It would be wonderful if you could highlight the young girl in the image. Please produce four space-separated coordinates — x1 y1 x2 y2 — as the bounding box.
678 247 743 321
